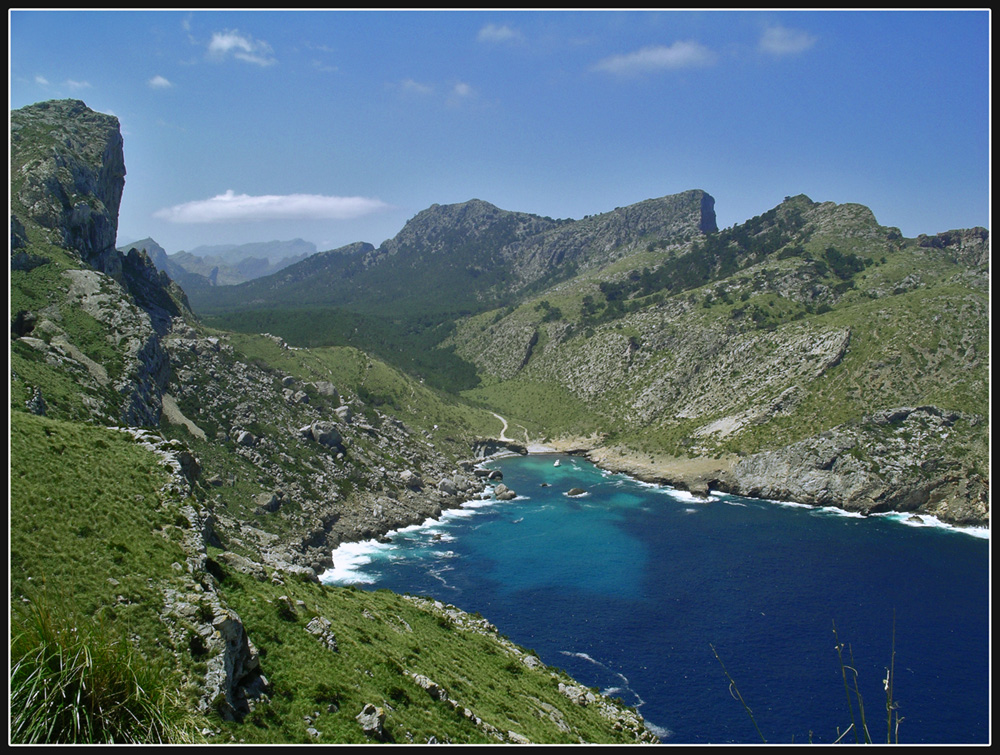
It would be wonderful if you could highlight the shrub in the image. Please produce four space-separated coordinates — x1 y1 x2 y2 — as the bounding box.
10 597 196 744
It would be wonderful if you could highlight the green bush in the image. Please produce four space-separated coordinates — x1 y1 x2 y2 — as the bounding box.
10 596 197 744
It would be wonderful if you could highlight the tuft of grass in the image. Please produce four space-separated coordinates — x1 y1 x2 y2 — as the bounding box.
714 619 904 744
10 596 199 744
832 616 904 745
710 644 767 743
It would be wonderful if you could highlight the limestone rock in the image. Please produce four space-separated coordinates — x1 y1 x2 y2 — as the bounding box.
412 673 447 701
305 616 339 653
494 483 518 500
310 421 343 448
356 703 386 740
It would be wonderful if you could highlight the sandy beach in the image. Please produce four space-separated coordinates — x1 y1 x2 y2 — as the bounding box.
529 435 737 496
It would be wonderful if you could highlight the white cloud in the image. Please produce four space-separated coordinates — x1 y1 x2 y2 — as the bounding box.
312 59 338 74
35 74 50 86
478 23 524 44
592 40 717 74
399 78 434 95
759 26 817 56
452 81 474 98
148 75 173 89
154 190 390 224
207 29 276 66
65 79 92 90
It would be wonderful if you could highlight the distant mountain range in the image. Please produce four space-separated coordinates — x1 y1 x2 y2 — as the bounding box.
117 237 316 288
187 191 716 318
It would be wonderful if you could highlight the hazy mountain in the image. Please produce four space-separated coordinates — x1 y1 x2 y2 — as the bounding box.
189 191 716 318
118 237 317 288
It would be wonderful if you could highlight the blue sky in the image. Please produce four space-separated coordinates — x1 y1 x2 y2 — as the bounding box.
9 10 990 255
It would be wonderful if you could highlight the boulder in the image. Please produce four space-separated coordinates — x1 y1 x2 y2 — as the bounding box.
255 492 280 513
400 470 423 489
494 484 517 501
305 616 339 653
412 673 447 701
356 703 386 740
312 381 340 402
310 421 342 448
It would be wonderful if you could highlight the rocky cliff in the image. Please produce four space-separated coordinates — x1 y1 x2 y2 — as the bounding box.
450 195 989 526
721 406 988 524
11 99 125 275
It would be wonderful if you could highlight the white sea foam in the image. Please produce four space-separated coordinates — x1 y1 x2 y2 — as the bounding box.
561 650 596 662
873 511 990 539
321 539 388 584
666 489 718 504
321 487 519 585
644 721 674 740
760 498 987 538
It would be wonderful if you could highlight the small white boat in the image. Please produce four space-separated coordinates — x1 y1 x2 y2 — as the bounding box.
553 460 561 467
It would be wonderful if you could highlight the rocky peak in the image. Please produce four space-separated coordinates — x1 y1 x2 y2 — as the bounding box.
11 99 126 274
120 236 169 269
917 227 990 270
377 198 560 261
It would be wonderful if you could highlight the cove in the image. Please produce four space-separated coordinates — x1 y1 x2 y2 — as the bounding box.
322 453 989 744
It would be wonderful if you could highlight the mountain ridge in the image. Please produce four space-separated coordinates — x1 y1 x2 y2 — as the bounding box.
188 189 717 318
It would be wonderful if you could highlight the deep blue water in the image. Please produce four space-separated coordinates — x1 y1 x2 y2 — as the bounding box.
322 454 990 744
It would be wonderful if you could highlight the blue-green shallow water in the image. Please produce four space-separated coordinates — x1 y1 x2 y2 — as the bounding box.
322 454 990 744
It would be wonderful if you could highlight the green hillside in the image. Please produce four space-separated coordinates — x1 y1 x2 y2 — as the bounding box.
9 99 659 744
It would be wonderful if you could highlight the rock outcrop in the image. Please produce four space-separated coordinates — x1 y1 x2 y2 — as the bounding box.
11 99 125 274
722 406 989 524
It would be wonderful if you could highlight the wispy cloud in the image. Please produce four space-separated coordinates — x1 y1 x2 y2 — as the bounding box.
592 40 716 75
399 78 434 95
34 74 50 86
452 82 474 98
65 79 92 90
758 26 817 56
154 190 390 224
148 75 173 89
207 29 276 66
478 23 524 44
312 59 338 74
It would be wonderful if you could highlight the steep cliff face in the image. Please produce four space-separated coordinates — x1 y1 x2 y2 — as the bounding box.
10 100 187 428
917 227 991 271
502 189 717 289
11 99 126 275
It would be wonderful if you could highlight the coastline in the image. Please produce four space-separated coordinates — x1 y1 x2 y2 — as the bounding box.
537 436 737 497
528 438 988 538
324 433 988 565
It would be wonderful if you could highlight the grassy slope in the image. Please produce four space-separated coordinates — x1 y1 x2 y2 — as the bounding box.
214 571 646 744
9 411 204 735
9 410 649 744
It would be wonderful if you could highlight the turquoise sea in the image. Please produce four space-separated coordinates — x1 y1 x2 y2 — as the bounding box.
322 453 990 744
